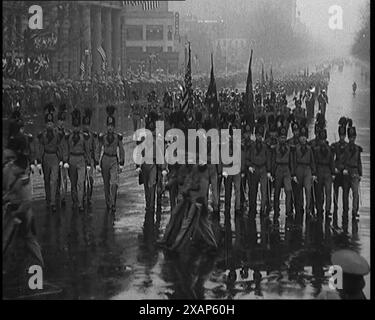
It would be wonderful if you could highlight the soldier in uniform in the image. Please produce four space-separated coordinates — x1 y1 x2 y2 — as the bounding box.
97 106 125 214
293 97 306 125
7 109 36 175
271 126 294 225
56 103 69 207
130 91 141 131
293 124 317 226
36 103 63 212
82 108 98 207
245 121 272 221
344 121 362 222
313 128 335 222
288 120 301 216
331 118 350 227
223 116 244 224
136 111 165 227
63 109 90 212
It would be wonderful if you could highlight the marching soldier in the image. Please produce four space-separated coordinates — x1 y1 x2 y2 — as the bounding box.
292 97 306 125
36 103 64 212
82 108 98 207
136 111 165 227
288 120 301 216
97 106 125 214
318 89 329 119
344 121 362 222
293 124 317 226
223 115 244 223
271 126 294 225
56 103 69 207
63 109 90 212
245 121 272 220
331 117 350 227
7 109 36 175
130 91 141 131
313 128 335 222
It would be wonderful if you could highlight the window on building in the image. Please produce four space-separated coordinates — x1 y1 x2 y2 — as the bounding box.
146 46 163 54
126 25 143 40
167 46 173 52
127 46 143 54
167 26 173 40
146 25 163 41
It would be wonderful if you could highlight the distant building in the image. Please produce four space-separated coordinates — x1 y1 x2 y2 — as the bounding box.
123 1 180 74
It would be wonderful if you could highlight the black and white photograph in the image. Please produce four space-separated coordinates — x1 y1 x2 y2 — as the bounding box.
2 0 371 303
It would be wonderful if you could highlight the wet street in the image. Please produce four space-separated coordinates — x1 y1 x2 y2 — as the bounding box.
3 60 370 300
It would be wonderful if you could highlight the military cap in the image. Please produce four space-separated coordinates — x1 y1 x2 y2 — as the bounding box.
44 102 55 123
338 117 348 136
331 249 370 276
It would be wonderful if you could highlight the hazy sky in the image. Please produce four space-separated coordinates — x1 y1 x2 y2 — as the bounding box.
169 0 368 52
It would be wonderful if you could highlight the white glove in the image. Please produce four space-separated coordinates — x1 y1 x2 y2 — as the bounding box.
334 168 339 174
63 163 69 169
292 176 298 183
343 169 349 175
136 167 142 174
223 171 228 178
37 164 42 171
241 173 245 178
96 165 101 172
312 175 317 182
267 173 272 180
119 165 124 172
248 167 255 173
30 164 36 173
86 166 91 171
162 170 168 176
59 161 63 167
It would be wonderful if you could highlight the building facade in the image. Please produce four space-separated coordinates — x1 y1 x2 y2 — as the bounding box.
123 1 180 74
2 1 181 79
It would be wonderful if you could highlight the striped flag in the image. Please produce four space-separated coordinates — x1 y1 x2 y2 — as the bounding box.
122 1 159 10
181 43 192 114
245 49 254 124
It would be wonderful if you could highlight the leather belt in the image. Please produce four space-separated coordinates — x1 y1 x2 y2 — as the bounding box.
44 150 57 154
70 152 84 156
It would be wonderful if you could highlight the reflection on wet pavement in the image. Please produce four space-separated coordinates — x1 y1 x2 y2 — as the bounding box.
2 62 370 300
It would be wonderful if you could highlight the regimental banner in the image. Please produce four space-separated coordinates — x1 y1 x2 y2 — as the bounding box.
175 12 180 37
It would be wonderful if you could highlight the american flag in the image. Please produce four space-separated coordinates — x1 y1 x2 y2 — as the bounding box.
122 1 159 10
97 46 107 62
181 43 192 114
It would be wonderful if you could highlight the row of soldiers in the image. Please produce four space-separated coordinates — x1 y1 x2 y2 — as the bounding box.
135 96 362 232
6 103 125 215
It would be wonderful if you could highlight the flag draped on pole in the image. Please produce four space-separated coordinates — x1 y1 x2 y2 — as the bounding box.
98 46 107 72
80 56 85 80
205 53 219 117
261 63 265 86
245 49 254 123
181 42 192 114
270 66 273 89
